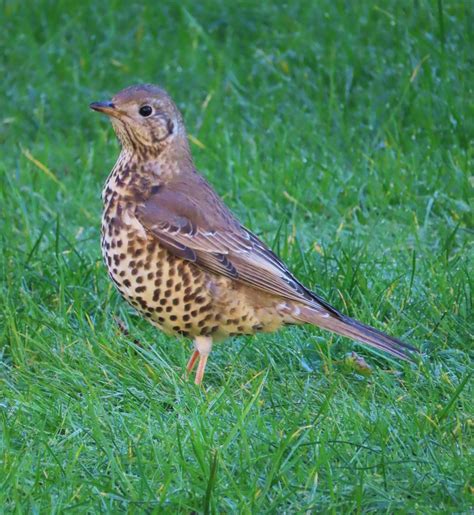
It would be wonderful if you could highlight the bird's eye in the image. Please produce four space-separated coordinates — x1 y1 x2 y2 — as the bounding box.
139 105 153 117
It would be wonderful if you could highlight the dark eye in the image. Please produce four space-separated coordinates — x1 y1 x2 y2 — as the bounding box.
139 105 153 117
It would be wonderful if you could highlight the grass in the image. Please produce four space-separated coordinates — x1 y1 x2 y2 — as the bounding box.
1 0 472 512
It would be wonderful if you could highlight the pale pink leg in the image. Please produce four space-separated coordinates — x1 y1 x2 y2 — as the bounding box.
192 336 213 386
186 350 200 374
194 354 209 385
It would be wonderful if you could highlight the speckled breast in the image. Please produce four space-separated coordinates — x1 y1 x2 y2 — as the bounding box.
100 198 267 340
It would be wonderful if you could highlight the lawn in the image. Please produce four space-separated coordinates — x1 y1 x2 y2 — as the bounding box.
1 0 472 512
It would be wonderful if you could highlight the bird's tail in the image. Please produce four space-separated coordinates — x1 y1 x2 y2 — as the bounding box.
295 306 418 361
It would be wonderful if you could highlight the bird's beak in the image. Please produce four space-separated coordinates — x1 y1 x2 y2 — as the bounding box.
89 100 121 118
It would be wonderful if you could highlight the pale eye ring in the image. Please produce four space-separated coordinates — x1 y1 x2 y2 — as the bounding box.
139 105 153 117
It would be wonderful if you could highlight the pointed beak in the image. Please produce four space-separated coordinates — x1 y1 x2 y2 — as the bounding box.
89 100 120 117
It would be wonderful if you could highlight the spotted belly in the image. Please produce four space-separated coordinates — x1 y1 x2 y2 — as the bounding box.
101 218 285 340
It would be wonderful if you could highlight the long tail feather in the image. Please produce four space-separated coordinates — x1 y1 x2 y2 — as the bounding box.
297 306 418 361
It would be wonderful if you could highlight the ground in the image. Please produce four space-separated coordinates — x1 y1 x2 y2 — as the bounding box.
1 1 472 512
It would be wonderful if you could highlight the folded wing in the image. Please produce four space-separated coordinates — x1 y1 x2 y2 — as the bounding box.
136 174 337 314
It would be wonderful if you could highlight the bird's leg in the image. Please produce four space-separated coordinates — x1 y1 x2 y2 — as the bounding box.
193 336 213 385
186 350 200 374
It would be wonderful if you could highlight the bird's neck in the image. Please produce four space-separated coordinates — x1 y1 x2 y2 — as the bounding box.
102 138 194 204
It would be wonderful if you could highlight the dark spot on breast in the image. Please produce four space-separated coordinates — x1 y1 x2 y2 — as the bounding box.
190 267 201 278
172 298 179 306
131 268 138 275
166 279 173 288
124 279 131 287
136 276 143 284
135 286 146 293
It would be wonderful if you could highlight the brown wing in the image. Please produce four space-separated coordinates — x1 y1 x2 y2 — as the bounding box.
136 173 340 315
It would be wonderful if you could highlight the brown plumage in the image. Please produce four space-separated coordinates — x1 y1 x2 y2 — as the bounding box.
90 84 418 384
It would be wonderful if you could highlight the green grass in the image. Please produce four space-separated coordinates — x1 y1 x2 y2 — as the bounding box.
1 0 473 512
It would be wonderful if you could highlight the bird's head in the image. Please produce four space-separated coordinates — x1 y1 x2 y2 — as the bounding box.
90 84 186 156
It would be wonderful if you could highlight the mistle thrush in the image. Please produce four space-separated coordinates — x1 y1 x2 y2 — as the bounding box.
90 84 417 385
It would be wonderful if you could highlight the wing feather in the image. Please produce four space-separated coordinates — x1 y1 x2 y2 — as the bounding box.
136 175 338 314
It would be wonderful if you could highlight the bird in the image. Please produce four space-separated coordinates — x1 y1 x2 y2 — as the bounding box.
90 84 418 385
